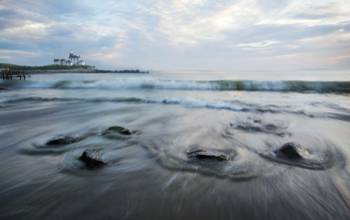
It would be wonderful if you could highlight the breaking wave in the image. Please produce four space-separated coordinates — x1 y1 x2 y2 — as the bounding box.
2 78 350 93
3 96 350 121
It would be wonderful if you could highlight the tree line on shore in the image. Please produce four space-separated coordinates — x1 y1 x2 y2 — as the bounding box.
0 63 148 74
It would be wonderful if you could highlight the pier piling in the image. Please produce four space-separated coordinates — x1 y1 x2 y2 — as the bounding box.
1 69 28 80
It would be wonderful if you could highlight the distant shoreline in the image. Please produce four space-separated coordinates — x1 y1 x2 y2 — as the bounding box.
25 69 149 74
0 63 149 74
25 71 149 74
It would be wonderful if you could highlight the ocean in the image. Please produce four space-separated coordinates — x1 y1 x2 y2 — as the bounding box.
0 71 350 220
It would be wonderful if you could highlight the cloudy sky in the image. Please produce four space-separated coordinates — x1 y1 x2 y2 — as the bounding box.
0 0 350 71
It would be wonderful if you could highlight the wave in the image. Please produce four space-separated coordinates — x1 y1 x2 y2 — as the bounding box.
3 96 350 121
2 96 280 112
2 78 350 93
3 97 143 104
50 79 350 93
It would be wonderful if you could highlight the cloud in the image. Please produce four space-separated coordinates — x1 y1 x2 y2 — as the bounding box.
0 49 38 60
0 20 51 41
0 0 349 70
237 40 282 48
145 0 261 45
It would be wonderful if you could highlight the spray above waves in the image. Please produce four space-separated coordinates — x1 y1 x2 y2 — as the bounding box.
2 78 350 93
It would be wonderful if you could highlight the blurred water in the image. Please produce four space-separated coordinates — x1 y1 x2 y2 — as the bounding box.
0 71 350 220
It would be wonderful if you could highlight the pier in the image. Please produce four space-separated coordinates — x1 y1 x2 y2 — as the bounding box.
1 69 29 80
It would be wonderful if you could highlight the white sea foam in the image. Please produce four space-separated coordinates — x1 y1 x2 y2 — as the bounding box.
2 77 349 92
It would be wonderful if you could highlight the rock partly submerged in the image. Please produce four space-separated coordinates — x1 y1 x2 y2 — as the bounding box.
262 142 334 170
186 148 234 162
104 126 134 135
275 142 309 159
20 135 85 156
153 146 256 180
102 125 135 138
46 136 81 146
79 150 106 169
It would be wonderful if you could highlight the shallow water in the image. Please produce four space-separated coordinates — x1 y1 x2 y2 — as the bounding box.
1 71 350 220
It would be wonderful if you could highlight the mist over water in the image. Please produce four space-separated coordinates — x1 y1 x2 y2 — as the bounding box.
1 71 350 220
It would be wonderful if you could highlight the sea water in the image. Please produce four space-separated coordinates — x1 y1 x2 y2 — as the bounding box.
0 71 350 220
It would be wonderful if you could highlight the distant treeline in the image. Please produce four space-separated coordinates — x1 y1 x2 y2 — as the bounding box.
94 69 149 73
0 63 148 74
0 63 95 70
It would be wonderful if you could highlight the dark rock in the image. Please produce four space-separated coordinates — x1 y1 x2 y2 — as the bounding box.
103 126 133 136
46 136 78 146
260 142 335 170
186 148 234 161
275 142 309 159
79 150 106 169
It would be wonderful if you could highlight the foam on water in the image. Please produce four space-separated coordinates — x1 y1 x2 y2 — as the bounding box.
2 77 350 93
1 72 350 219
2 95 350 122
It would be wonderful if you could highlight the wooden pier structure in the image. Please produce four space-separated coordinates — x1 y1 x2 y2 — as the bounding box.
1 69 29 80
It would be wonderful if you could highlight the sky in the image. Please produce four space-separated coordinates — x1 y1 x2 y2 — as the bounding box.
0 0 350 71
